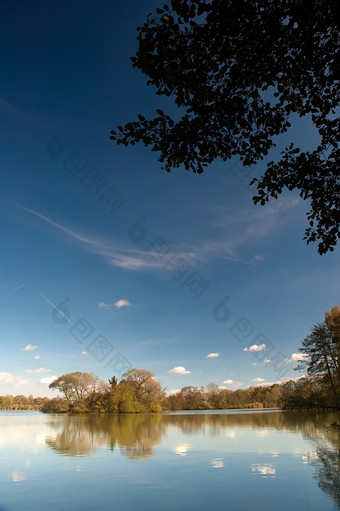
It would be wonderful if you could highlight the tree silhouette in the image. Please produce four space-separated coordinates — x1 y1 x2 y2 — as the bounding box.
110 0 339 254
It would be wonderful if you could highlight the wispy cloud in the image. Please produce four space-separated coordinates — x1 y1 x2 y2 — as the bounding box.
243 344 266 352
98 299 131 309
207 352 220 358
251 377 265 382
18 204 288 273
3 283 26 299
168 366 192 375
18 206 96 244
33 289 71 324
204 201 300 264
98 302 111 309
34 355 40 360
21 344 38 351
25 367 51 374
18 206 178 271
0 97 44 127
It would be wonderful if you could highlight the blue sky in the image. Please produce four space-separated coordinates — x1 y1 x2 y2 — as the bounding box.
0 0 339 398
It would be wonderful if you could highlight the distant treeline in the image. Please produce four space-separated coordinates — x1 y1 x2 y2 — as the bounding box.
0 379 287 412
43 371 289 413
0 376 336 413
0 394 50 410
2 306 339 412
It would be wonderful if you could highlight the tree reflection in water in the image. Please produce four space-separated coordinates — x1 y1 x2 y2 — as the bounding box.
45 411 340 505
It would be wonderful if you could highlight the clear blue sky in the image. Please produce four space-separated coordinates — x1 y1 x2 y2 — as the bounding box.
1 0 339 397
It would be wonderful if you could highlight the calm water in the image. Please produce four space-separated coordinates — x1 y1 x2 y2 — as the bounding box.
0 409 339 510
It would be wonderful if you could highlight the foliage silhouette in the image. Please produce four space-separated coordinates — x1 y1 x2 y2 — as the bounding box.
110 0 339 254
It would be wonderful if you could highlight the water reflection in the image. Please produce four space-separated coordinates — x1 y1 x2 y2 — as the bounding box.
251 464 276 477
173 442 192 456
1 410 339 508
46 413 165 460
311 426 340 508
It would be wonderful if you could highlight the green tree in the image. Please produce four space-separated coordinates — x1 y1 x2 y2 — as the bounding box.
110 0 339 254
108 382 142 413
108 375 118 387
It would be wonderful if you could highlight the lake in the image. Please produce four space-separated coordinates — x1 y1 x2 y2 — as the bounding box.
0 409 339 510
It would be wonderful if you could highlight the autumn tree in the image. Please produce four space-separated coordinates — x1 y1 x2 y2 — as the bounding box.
325 305 340 360
296 320 340 407
122 368 164 404
49 372 108 411
206 382 219 394
180 386 205 409
110 0 339 254
206 382 223 408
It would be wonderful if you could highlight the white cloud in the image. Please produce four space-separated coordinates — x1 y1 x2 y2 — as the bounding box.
260 375 307 387
0 372 14 383
243 344 266 352
114 299 131 309
98 299 131 309
25 367 51 374
223 379 233 384
21 344 38 351
291 353 310 361
168 366 192 375
166 389 180 396
0 372 30 386
252 377 265 382
82 351 87 355
40 376 57 385
218 385 227 390
264 359 271 364
207 352 220 358
34 355 40 360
